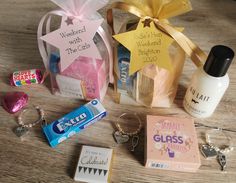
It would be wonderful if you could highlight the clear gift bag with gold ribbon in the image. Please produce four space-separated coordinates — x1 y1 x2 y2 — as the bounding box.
108 0 207 107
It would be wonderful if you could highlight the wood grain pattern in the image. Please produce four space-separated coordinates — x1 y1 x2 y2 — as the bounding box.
0 0 236 182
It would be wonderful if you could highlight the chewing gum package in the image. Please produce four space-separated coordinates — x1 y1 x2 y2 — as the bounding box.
43 99 106 148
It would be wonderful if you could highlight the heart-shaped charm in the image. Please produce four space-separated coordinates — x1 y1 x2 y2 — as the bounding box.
13 126 29 137
2 92 28 114
113 131 129 144
200 144 218 158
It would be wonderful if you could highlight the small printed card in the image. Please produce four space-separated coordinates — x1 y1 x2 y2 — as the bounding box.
145 115 201 172
74 146 113 183
56 75 84 99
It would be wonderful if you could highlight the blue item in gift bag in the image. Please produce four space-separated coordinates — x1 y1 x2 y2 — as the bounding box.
49 53 60 73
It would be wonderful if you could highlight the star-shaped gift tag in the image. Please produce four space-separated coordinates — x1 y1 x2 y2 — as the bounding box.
114 19 174 75
41 18 103 71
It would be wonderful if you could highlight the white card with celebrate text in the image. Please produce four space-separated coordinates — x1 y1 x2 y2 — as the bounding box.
74 146 113 183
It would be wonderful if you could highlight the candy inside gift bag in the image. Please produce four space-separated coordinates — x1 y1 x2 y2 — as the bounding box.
38 0 113 101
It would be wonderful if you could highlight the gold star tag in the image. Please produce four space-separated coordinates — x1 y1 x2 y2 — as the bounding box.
113 18 174 75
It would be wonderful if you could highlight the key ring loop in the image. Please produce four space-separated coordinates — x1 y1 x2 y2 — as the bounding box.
115 113 142 136
17 106 46 128
206 128 234 154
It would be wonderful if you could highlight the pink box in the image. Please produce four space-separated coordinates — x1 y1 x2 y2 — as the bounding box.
60 56 108 100
145 115 201 172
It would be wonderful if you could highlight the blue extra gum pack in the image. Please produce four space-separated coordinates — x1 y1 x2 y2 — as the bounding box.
43 99 106 148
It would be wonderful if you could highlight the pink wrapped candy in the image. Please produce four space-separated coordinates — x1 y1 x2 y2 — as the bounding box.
2 92 28 114
10 69 43 86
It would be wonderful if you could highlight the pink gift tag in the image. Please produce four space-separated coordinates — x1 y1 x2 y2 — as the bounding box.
41 18 103 72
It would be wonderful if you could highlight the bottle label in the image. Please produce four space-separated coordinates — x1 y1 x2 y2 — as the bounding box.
184 86 213 117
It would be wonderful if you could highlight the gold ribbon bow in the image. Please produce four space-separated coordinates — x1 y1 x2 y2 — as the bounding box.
107 0 207 68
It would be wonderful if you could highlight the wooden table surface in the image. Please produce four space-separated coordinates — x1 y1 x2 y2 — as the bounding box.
0 0 236 182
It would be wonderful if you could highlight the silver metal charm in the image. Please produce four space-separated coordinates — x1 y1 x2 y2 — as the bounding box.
200 144 218 158
130 135 139 152
13 126 29 137
113 113 142 152
14 106 46 138
41 118 47 128
218 152 226 171
113 131 129 144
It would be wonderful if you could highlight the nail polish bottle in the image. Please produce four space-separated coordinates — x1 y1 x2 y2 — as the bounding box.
183 45 234 118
